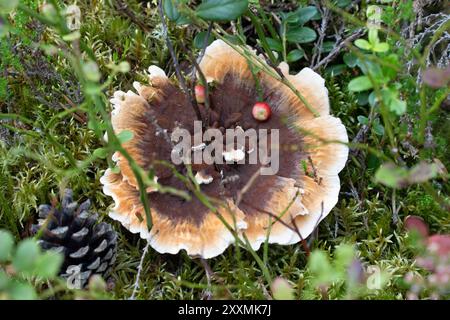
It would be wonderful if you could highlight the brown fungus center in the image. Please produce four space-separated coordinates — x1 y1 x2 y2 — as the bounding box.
143 72 306 226
102 40 349 258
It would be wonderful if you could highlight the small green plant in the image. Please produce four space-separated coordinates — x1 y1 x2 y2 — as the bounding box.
302 244 390 299
164 0 249 24
275 5 319 62
0 229 63 300
348 7 406 117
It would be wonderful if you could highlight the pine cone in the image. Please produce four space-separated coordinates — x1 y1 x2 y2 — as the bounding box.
31 189 117 288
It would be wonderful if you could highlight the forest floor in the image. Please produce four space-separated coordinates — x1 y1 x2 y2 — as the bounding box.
0 0 449 300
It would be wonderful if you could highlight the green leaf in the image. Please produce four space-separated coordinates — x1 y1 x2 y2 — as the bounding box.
375 161 438 189
117 130 134 144
368 91 377 107
12 239 39 273
62 31 81 42
0 19 11 38
282 12 299 24
175 15 192 25
164 0 180 21
373 119 385 136
266 37 283 52
367 153 381 170
41 3 57 21
357 115 369 125
373 42 389 53
34 251 63 279
196 0 249 22
356 92 369 105
325 64 346 77
85 83 102 95
380 87 394 102
343 52 357 68
374 163 409 188
354 39 371 50
356 58 383 77
308 250 335 284
0 270 9 290
296 6 319 25
286 27 317 44
382 87 406 115
0 229 14 262
8 282 37 300
93 147 108 159
40 44 58 56
389 98 406 115
368 28 379 45
0 0 18 14
110 166 121 174
311 10 322 20
336 0 352 8
382 54 400 80
118 61 130 73
193 31 214 49
348 76 373 92
286 48 304 62
82 61 101 82
223 34 242 45
334 244 355 274
321 41 335 53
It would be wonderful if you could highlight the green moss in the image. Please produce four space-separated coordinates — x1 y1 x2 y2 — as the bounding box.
0 0 448 300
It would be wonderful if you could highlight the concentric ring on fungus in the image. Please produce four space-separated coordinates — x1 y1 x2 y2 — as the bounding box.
100 40 349 258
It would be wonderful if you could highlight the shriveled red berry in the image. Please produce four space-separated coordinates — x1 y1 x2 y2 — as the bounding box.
252 102 271 121
195 85 206 104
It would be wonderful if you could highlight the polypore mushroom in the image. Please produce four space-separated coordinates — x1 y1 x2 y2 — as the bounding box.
101 40 348 258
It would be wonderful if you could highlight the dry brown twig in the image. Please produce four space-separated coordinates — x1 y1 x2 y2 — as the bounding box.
312 28 365 70
129 242 150 300
235 168 262 206
311 0 330 67
199 258 213 300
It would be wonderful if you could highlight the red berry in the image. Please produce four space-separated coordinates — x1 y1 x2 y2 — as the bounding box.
252 102 271 121
195 85 206 104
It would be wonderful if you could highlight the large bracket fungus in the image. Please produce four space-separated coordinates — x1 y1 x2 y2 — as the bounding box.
101 40 348 258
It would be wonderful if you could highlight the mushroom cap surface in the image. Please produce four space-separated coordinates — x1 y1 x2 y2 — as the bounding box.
101 40 348 258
